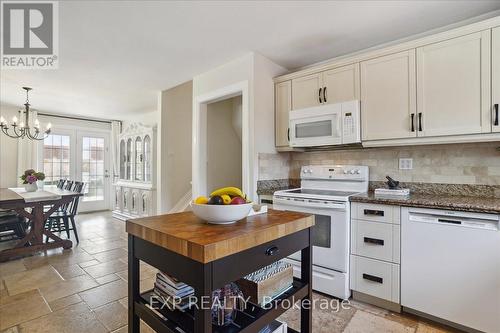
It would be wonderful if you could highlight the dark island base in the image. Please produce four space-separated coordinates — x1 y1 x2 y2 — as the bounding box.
128 229 313 333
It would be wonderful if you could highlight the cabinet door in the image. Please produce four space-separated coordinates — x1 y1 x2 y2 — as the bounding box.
275 81 292 147
493 27 500 133
323 63 360 104
360 50 417 141
416 31 491 137
291 73 322 110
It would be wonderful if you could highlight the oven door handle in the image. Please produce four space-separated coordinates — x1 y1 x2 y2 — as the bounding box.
273 197 346 210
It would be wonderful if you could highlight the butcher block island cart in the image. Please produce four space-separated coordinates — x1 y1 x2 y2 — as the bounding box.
126 209 315 333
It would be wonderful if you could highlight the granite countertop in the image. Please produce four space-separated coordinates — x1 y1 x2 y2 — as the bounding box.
350 192 500 214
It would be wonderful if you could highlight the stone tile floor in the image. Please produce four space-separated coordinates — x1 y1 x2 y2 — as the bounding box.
0 212 457 333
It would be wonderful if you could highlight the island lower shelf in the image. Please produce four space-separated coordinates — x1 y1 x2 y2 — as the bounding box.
136 278 307 333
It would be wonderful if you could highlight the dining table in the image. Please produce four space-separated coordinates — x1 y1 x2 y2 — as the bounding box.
0 186 83 262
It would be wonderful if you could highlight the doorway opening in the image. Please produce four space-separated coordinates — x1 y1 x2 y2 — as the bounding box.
206 95 242 193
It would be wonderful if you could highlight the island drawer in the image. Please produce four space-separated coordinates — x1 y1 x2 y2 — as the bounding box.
352 203 400 224
350 255 400 303
351 219 400 263
212 229 309 289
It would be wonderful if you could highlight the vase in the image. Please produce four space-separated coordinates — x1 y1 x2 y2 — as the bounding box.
25 182 38 192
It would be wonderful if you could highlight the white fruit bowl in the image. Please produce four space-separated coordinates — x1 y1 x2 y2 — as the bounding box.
190 202 253 224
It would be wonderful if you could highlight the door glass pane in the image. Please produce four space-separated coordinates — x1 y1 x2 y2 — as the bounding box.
42 134 71 185
135 137 143 181
143 135 151 182
312 214 331 248
126 139 132 180
119 140 125 179
81 136 105 202
295 120 332 138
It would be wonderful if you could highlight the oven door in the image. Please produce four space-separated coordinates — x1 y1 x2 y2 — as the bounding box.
289 107 342 147
273 199 348 272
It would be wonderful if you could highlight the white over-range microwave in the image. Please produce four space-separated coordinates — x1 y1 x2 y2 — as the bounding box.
289 100 361 147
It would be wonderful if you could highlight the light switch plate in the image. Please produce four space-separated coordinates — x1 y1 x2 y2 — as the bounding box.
399 158 413 170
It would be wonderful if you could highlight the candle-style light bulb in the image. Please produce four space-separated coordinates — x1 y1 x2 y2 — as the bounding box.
46 122 52 130
34 119 40 128
19 122 25 128
0 116 5 125
12 116 18 125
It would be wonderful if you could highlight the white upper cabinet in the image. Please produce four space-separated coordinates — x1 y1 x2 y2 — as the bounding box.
291 73 322 110
291 65 360 110
416 31 491 137
323 63 360 105
275 80 292 147
493 27 500 133
360 50 417 141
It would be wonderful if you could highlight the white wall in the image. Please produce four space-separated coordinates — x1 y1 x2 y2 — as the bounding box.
157 81 193 213
0 104 21 187
206 97 242 192
192 52 287 200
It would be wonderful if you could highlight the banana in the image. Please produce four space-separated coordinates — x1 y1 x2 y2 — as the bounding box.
210 186 245 198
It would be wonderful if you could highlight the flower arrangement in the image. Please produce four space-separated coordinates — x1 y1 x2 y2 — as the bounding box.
20 169 45 184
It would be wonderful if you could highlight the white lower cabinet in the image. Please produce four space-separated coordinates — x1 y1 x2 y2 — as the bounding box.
351 219 400 263
112 182 156 220
350 202 401 305
350 255 400 303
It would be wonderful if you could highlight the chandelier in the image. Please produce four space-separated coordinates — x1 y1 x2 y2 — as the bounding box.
0 87 51 140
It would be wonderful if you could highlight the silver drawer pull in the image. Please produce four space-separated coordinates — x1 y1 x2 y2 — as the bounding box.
363 273 383 284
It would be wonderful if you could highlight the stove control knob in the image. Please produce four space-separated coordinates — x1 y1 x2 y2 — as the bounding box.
349 169 356 174
343 170 349 174
354 169 360 174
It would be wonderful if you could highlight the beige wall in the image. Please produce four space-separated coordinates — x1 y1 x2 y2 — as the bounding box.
158 81 193 213
206 96 242 192
259 142 500 185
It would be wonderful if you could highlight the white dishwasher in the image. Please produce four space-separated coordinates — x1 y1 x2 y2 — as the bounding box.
401 207 500 333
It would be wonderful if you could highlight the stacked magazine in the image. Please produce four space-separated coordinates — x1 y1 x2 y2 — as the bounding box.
153 272 195 311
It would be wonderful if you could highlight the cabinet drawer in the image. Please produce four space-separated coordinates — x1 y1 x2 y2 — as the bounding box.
350 255 400 303
352 203 400 224
351 220 400 263
212 229 309 289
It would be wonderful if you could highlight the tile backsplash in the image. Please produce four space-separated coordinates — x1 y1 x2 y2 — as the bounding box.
259 142 500 185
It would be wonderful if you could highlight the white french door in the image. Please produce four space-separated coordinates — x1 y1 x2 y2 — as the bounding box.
76 131 111 212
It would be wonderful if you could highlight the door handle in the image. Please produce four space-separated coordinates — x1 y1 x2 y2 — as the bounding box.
494 104 499 126
410 113 415 132
364 237 385 246
418 112 423 132
363 209 384 217
319 88 323 104
287 128 290 142
363 273 383 284
323 87 327 103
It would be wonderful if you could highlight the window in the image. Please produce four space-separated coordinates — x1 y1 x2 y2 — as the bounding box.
43 134 70 185
81 136 105 202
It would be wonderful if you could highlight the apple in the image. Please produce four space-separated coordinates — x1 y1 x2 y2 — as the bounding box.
230 197 246 205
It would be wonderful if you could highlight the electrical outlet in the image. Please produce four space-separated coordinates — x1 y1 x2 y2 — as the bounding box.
399 158 413 170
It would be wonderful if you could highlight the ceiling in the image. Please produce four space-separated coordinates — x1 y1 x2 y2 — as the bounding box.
1 1 500 119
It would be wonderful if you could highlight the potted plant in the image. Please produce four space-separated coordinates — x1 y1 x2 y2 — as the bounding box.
20 169 45 192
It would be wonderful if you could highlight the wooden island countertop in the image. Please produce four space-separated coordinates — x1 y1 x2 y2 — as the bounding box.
126 209 314 263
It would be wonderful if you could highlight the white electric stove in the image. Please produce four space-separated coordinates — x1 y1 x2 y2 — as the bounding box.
273 165 369 299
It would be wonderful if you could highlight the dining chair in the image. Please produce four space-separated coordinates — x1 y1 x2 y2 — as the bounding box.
0 209 28 242
46 181 84 243
56 179 65 189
